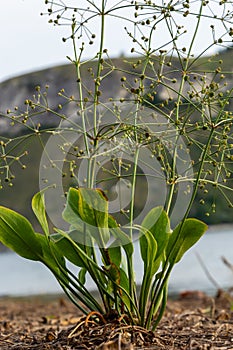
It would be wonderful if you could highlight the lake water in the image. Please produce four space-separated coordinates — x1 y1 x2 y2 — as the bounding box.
0 225 233 297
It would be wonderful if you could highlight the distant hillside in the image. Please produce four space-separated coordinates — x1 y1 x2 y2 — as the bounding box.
0 50 232 237
1 48 232 135
0 57 148 136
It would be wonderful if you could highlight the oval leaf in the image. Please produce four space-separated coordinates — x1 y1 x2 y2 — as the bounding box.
63 188 110 245
32 191 49 236
0 206 42 261
166 218 208 264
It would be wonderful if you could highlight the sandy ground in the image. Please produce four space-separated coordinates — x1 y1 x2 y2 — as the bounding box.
0 290 233 349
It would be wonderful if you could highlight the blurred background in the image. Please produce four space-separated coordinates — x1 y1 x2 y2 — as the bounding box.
0 0 232 296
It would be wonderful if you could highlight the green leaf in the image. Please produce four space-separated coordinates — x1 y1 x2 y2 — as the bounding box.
52 228 109 288
140 207 164 233
108 214 133 257
139 229 157 323
139 227 157 268
52 229 87 268
108 243 121 268
66 227 92 247
139 207 170 323
35 233 67 280
0 206 42 261
142 209 170 274
119 267 129 293
32 191 49 236
63 187 110 246
143 208 170 260
117 268 134 314
166 218 208 264
140 207 165 268
78 268 87 285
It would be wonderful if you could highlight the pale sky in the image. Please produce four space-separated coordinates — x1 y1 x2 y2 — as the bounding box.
0 0 73 82
0 0 229 82
0 0 133 82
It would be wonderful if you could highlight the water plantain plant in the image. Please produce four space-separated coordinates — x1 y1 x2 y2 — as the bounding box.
0 187 207 330
0 0 232 332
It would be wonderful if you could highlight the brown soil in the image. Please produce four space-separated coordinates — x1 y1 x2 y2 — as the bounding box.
0 290 233 349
